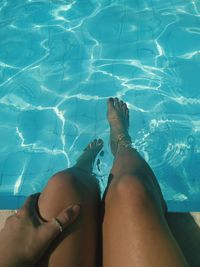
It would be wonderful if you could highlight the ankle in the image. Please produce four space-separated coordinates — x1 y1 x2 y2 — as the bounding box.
114 133 133 153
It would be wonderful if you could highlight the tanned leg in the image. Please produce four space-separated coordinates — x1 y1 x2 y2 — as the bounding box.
35 139 103 267
102 98 188 267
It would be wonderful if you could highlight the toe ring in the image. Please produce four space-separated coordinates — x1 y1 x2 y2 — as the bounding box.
52 217 64 233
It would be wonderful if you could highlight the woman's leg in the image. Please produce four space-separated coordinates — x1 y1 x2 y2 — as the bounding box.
102 98 188 267
35 139 103 267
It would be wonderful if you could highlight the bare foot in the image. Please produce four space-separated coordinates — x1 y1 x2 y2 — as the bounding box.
107 97 131 155
75 139 103 173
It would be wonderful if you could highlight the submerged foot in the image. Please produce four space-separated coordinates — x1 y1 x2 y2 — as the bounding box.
107 97 131 155
75 139 103 173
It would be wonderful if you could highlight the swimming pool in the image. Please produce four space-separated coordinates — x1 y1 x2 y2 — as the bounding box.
0 0 200 211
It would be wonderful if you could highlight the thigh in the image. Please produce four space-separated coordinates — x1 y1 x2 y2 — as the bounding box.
35 169 101 267
102 175 188 267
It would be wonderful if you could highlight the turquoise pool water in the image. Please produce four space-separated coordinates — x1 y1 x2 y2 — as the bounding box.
0 0 200 211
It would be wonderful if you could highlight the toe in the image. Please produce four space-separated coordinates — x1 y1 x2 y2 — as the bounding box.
90 139 96 147
125 109 129 126
89 143 93 149
97 139 103 146
125 108 129 117
108 98 115 111
122 103 127 113
114 97 120 110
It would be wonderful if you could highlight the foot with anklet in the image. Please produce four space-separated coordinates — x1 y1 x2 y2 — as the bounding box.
107 97 134 155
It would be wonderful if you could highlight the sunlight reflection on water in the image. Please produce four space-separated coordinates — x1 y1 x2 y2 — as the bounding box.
0 0 200 211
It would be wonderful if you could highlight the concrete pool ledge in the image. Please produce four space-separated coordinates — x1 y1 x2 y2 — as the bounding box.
191 212 200 225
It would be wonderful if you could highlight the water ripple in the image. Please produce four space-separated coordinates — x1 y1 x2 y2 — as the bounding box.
0 0 200 211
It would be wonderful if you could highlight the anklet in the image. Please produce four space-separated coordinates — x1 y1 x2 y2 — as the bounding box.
117 133 134 150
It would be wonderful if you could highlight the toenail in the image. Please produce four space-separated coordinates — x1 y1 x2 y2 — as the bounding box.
100 151 104 157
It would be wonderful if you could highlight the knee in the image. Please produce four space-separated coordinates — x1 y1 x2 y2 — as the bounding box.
39 171 79 210
105 174 154 209
47 171 74 191
39 170 100 217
